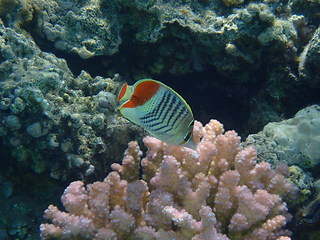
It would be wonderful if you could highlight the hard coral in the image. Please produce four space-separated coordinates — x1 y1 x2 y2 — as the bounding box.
0 0 34 26
40 119 297 240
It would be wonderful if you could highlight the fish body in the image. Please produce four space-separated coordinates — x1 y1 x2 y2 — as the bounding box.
118 79 196 149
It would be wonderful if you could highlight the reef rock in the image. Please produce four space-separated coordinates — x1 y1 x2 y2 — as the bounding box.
299 26 320 90
244 105 320 227
0 19 145 181
31 0 301 76
245 104 320 171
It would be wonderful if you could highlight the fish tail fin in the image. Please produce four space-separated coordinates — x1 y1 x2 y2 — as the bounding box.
184 138 197 150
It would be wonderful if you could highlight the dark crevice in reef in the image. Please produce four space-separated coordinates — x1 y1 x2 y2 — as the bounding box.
0 145 67 240
153 69 264 138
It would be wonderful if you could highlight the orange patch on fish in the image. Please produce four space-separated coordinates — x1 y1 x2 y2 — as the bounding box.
121 80 160 108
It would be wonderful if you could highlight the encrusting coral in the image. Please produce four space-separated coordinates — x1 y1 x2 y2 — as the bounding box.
40 119 297 240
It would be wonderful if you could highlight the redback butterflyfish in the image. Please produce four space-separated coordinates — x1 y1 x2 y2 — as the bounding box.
117 79 196 149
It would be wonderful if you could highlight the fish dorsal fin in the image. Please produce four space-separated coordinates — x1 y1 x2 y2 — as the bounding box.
117 82 134 102
119 79 161 126
120 79 160 108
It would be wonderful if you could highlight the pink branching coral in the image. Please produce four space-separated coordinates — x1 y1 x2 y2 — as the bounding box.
40 119 297 240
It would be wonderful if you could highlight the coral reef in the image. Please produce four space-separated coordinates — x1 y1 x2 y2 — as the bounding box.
32 0 302 75
244 105 320 236
245 104 320 202
245 105 320 173
32 0 121 58
40 119 297 240
25 0 319 136
1 0 318 138
0 170 64 239
0 19 145 180
0 17 146 239
0 0 318 239
0 0 34 27
298 26 320 90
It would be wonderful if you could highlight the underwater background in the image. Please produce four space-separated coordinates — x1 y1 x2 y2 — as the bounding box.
0 0 319 239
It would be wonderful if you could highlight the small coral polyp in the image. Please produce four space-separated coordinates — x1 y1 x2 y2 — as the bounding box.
40 119 296 240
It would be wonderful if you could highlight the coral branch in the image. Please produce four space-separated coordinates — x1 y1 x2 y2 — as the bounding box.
40 119 296 240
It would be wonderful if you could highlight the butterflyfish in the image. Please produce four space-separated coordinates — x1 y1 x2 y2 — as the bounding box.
117 79 196 149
